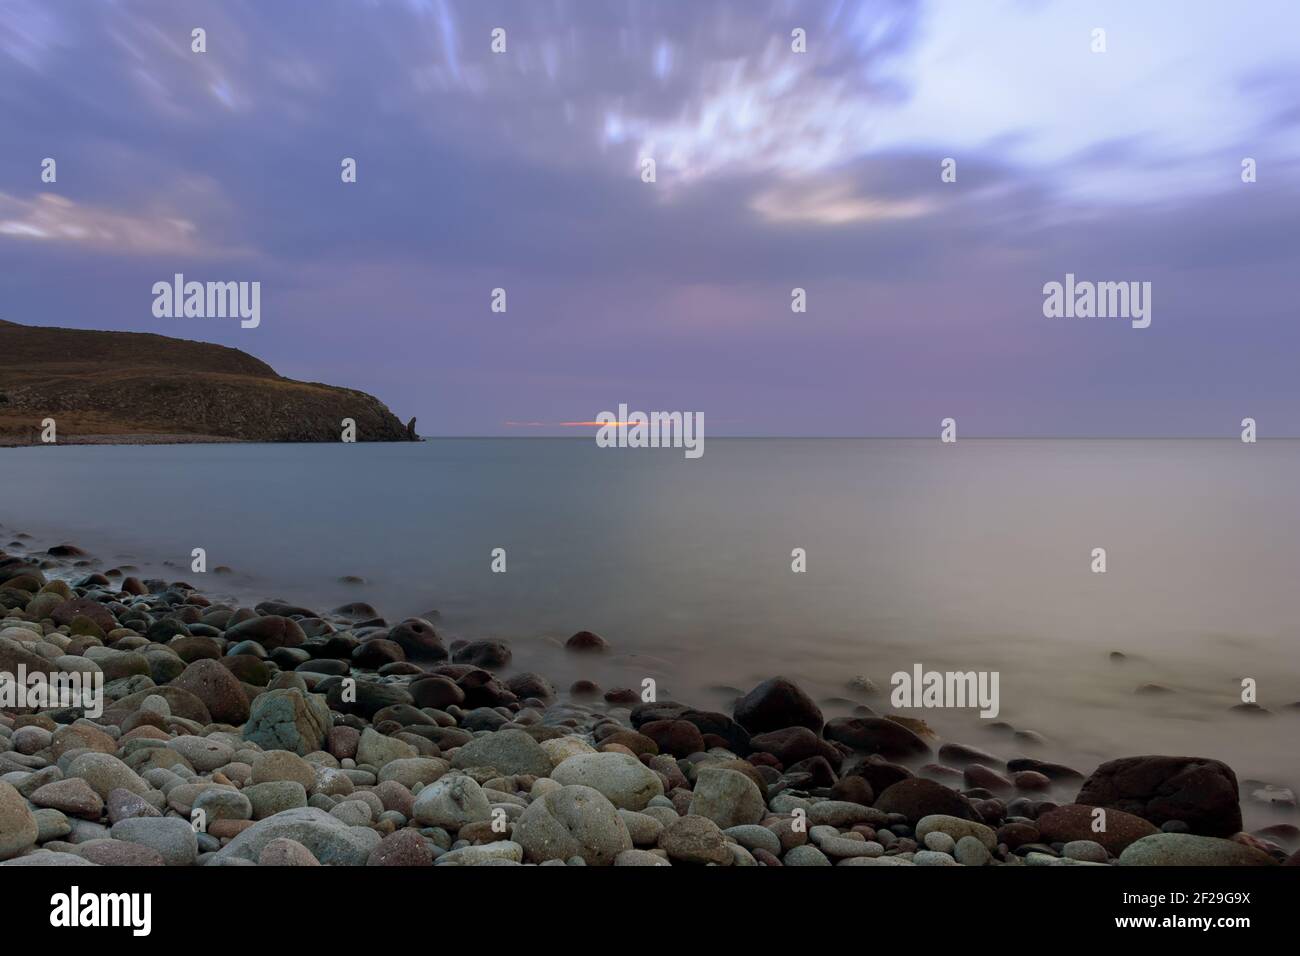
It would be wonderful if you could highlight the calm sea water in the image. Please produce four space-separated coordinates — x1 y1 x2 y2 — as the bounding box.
2 439 1297 822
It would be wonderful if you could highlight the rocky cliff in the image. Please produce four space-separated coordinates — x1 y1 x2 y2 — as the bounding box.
0 319 417 443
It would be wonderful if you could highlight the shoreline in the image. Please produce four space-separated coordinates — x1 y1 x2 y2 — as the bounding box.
1 534 1295 867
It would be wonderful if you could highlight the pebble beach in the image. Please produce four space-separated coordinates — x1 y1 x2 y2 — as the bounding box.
1 533 1295 868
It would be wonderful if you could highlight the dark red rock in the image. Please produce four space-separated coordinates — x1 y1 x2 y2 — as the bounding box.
1013 770 1051 791
874 778 978 824
171 636 222 662
387 618 447 661
920 763 964 786
47 543 89 557
733 677 823 735
964 763 1013 792
939 742 1004 767
829 775 875 806
565 630 609 652
749 726 839 766
367 829 433 866
373 780 416 817
332 601 379 621
996 822 1040 850
679 710 752 755
221 654 271 686
848 756 914 794
640 719 706 757
77 840 165 866
1006 757 1085 782
457 670 517 708
1075 755 1243 837
324 679 413 719
972 798 1007 826
1036 802 1158 855
328 726 360 760
410 675 466 710
786 755 837 788
629 701 688 727
170 658 250 724
452 639 512 669
50 597 117 632
824 716 929 757
506 673 556 700
255 600 317 618
224 614 306 650
352 638 406 669
599 729 659 756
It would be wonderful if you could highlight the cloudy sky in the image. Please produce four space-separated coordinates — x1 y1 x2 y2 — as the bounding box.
2 0 1298 436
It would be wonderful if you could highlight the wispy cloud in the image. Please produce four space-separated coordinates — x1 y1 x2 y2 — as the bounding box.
0 192 202 254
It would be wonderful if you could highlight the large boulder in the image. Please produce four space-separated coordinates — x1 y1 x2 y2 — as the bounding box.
211 807 380 865
109 817 199 866
243 688 330 755
550 753 664 811
411 774 491 830
513 785 632 865
733 677 823 734
688 767 765 828
102 686 212 725
1075 756 1242 837
170 659 250 724
29 778 105 820
64 753 152 800
449 729 553 777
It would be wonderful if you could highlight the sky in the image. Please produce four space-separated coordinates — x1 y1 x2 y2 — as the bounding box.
1 0 1298 436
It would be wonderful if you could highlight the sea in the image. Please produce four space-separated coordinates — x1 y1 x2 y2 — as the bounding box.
2 438 1297 825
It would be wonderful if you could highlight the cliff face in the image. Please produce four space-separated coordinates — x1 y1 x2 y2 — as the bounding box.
0 319 417 443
